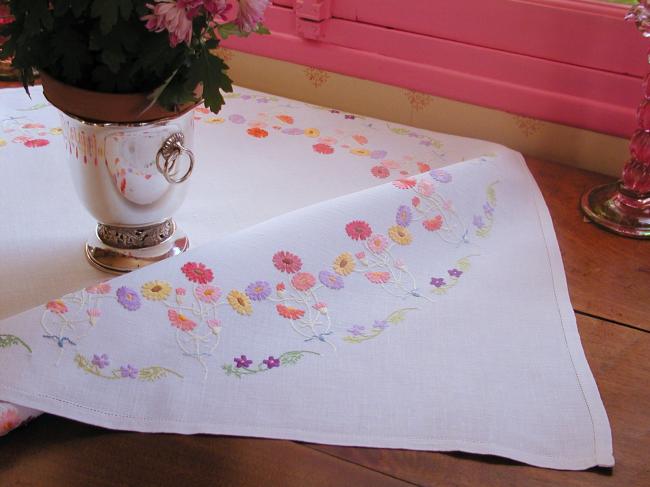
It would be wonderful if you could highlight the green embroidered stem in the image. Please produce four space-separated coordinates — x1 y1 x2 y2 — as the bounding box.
0 334 32 353
476 181 498 238
343 308 417 344
74 354 182 381
223 350 320 379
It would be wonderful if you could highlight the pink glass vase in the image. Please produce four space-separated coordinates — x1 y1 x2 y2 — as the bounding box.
581 2 650 238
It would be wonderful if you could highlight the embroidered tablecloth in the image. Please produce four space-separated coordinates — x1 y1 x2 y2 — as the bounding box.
0 86 613 470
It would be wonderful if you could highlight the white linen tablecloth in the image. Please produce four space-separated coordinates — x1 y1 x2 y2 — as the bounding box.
0 86 613 470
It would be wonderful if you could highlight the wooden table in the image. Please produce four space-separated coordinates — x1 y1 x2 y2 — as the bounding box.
1 148 648 485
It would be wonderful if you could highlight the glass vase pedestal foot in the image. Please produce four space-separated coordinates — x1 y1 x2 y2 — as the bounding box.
85 219 189 274
581 182 650 239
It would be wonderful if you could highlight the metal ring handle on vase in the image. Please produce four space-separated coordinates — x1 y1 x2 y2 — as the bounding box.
156 132 194 184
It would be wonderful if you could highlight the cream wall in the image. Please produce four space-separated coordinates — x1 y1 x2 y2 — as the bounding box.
221 48 629 177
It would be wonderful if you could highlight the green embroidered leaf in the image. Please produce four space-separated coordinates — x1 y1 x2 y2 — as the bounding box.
486 182 498 206
390 127 410 135
138 367 182 382
0 334 32 353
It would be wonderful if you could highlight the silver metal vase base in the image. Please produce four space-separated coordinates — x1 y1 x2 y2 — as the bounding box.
85 219 189 274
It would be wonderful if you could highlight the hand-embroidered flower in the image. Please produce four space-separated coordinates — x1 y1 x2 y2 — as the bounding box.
119 365 139 379
234 355 253 368
276 114 294 124
483 202 495 216
277 304 305 320
367 234 389 254
373 320 389 330
85 282 111 294
392 178 416 189
168 309 197 332
304 128 320 137
350 148 370 156
448 268 463 278
181 262 214 284
227 290 253 315
332 252 355 276
207 319 222 332
116 287 141 311
195 284 222 303
345 220 372 240
312 143 334 154
423 216 443 231
388 225 412 245
245 281 271 301
412 196 421 207
273 251 302 274
247 127 268 138
141 280 172 301
416 179 434 196
263 356 281 369
175 287 186 304
371 165 390 179
46 299 68 314
354 251 367 264
430 169 452 183
276 282 286 297
365 271 390 284
0 407 20 435
347 325 365 336
396 205 413 227
87 308 101 325
394 259 406 270
473 215 485 229
430 277 446 288
313 302 328 314
291 272 316 291
91 354 110 369
318 270 344 290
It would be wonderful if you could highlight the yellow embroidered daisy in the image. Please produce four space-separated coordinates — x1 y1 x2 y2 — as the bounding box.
49 127 63 135
227 290 253 316
205 117 224 124
332 252 355 276
350 148 370 156
388 225 412 245
141 280 172 301
304 128 320 137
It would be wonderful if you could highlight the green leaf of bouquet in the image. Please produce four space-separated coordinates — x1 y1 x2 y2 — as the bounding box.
91 0 120 34
217 23 247 40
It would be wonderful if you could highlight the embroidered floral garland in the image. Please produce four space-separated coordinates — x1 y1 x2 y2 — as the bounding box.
0 334 31 353
74 353 182 382
343 308 417 344
222 350 320 379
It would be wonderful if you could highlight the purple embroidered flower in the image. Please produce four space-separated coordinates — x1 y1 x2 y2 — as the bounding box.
370 150 387 160
319 270 344 290
234 355 253 368
92 354 109 369
241 95 252 100
419 140 433 147
344 114 356 119
483 202 495 216
116 286 141 311
396 205 413 227
408 132 420 138
373 320 389 330
245 281 271 301
448 268 463 278
430 169 452 183
330 109 340 114
120 365 138 379
256 97 269 104
263 356 281 369
473 215 485 229
283 128 304 135
347 325 366 336
228 114 245 124
430 277 446 288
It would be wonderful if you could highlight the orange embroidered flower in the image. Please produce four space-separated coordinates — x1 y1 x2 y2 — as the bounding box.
388 225 412 245
312 143 334 154
276 304 305 320
168 309 197 332
247 127 268 138
417 162 431 173
365 271 391 284
352 134 367 145
332 252 355 276
276 115 294 124
85 282 111 294
46 299 68 314
227 290 253 315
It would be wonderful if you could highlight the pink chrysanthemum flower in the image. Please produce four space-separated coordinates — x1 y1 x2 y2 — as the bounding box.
235 0 269 33
142 1 195 47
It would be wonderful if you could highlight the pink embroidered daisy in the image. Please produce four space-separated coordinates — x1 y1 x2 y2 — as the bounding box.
312 143 334 154
392 178 416 190
345 220 372 240
168 309 197 332
181 262 214 284
371 165 389 179
365 271 391 284
291 272 316 291
272 251 302 274
46 300 68 314
195 284 221 303
367 234 389 254
423 216 443 231
416 179 434 196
